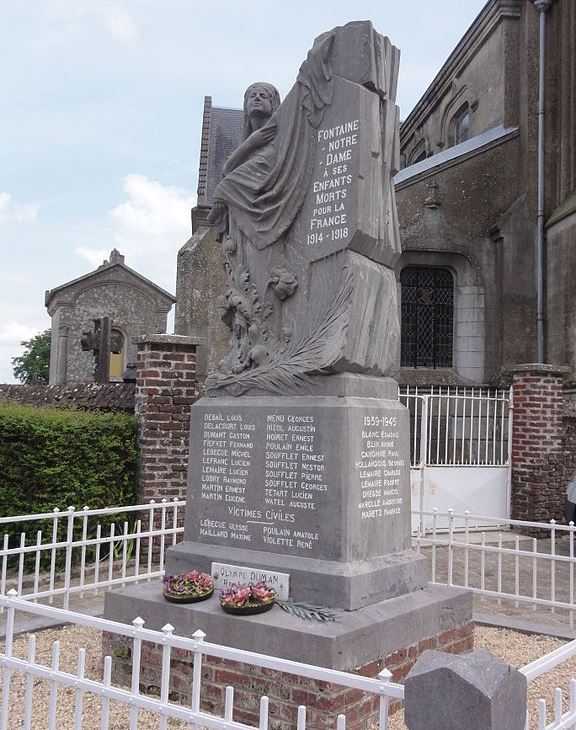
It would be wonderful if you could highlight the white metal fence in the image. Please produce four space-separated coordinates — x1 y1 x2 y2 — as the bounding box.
0 592 402 730
0 499 184 611
398 386 511 467
4 502 576 727
414 508 576 628
399 386 512 529
3 500 575 628
522 639 576 729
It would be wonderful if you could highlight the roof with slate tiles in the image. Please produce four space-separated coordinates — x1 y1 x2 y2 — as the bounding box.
196 97 243 207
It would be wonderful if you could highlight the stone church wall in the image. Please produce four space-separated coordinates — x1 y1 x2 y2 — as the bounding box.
174 214 229 380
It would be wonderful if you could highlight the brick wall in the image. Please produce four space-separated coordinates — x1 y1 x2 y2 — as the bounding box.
511 364 575 522
135 335 200 504
104 621 473 730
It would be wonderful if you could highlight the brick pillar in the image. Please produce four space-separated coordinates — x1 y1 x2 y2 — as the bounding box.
510 363 570 522
135 334 201 503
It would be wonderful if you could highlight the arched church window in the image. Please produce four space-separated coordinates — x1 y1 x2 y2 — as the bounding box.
449 104 470 147
400 266 454 368
407 139 427 166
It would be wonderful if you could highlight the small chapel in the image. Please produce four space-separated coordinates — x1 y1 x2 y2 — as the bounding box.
45 249 175 384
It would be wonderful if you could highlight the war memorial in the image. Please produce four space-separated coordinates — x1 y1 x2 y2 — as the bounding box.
104 21 472 727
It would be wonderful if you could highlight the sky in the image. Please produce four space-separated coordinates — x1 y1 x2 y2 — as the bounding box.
0 0 486 383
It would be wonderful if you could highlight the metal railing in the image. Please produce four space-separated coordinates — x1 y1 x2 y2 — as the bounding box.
0 592 402 730
4 501 576 727
3 501 575 624
522 641 576 729
0 499 184 611
414 508 576 627
399 385 511 467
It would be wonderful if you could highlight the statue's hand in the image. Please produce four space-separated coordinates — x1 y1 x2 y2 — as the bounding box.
207 201 227 225
254 122 276 145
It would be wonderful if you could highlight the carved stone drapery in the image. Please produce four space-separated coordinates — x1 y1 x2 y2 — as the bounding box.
207 21 402 395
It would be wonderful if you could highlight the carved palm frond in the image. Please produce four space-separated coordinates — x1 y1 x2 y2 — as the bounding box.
276 599 338 622
212 267 353 395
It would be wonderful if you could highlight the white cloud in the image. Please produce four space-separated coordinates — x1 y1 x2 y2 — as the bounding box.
0 193 38 225
0 321 40 384
107 9 139 44
75 246 110 268
75 174 195 295
110 174 194 238
0 306 51 384
0 321 37 344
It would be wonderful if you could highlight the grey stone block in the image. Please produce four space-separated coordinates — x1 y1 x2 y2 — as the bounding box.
104 582 472 671
405 649 527 730
173 386 418 609
166 541 429 610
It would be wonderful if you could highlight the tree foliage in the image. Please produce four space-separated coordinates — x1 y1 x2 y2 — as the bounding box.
11 329 51 383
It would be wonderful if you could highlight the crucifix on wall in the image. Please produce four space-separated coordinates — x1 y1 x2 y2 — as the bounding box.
80 316 123 383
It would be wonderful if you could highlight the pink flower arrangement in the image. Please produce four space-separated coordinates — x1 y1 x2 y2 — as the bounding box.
219 581 277 609
162 570 214 597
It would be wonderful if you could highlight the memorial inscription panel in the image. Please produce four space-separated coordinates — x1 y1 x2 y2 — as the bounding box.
295 78 369 265
186 398 409 561
305 118 359 253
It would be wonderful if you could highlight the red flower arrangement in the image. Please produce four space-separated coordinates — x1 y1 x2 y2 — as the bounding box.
162 570 214 603
219 581 277 615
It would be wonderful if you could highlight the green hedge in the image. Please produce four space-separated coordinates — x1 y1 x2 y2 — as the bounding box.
0 400 137 515
0 401 138 566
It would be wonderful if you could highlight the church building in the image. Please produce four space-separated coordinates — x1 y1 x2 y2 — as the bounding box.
176 0 575 388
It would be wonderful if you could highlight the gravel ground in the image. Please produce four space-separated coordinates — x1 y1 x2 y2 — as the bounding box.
1 624 575 729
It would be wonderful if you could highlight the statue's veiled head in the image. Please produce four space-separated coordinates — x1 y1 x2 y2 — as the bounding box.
243 82 280 138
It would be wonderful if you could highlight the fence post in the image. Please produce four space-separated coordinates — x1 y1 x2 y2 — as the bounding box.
377 667 393 729
0 590 17 730
135 334 199 505
510 364 569 522
259 696 269 729
49 508 60 603
159 623 174 730
191 629 206 714
447 508 454 586
130 616 145 730
64 506 75 610
416 396 429 535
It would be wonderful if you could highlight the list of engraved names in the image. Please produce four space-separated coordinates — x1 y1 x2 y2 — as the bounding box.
198 412 327 552
354 414 405 520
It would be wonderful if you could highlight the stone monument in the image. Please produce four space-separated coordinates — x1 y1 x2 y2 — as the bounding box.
105 21 472 729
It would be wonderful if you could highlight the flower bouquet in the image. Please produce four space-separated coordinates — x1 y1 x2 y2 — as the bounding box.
219 581 277 615
162 570 214 603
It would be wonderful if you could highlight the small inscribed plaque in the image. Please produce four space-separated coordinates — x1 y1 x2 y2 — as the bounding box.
211 562 290 600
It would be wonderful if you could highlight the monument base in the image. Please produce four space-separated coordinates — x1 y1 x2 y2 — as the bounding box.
166 541 428 611
104 582 473 728
182 375 416 610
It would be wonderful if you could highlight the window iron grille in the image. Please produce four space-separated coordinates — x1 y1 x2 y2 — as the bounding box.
400 266 454 368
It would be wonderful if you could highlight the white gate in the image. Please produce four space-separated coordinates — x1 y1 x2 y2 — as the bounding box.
399 386 512 531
